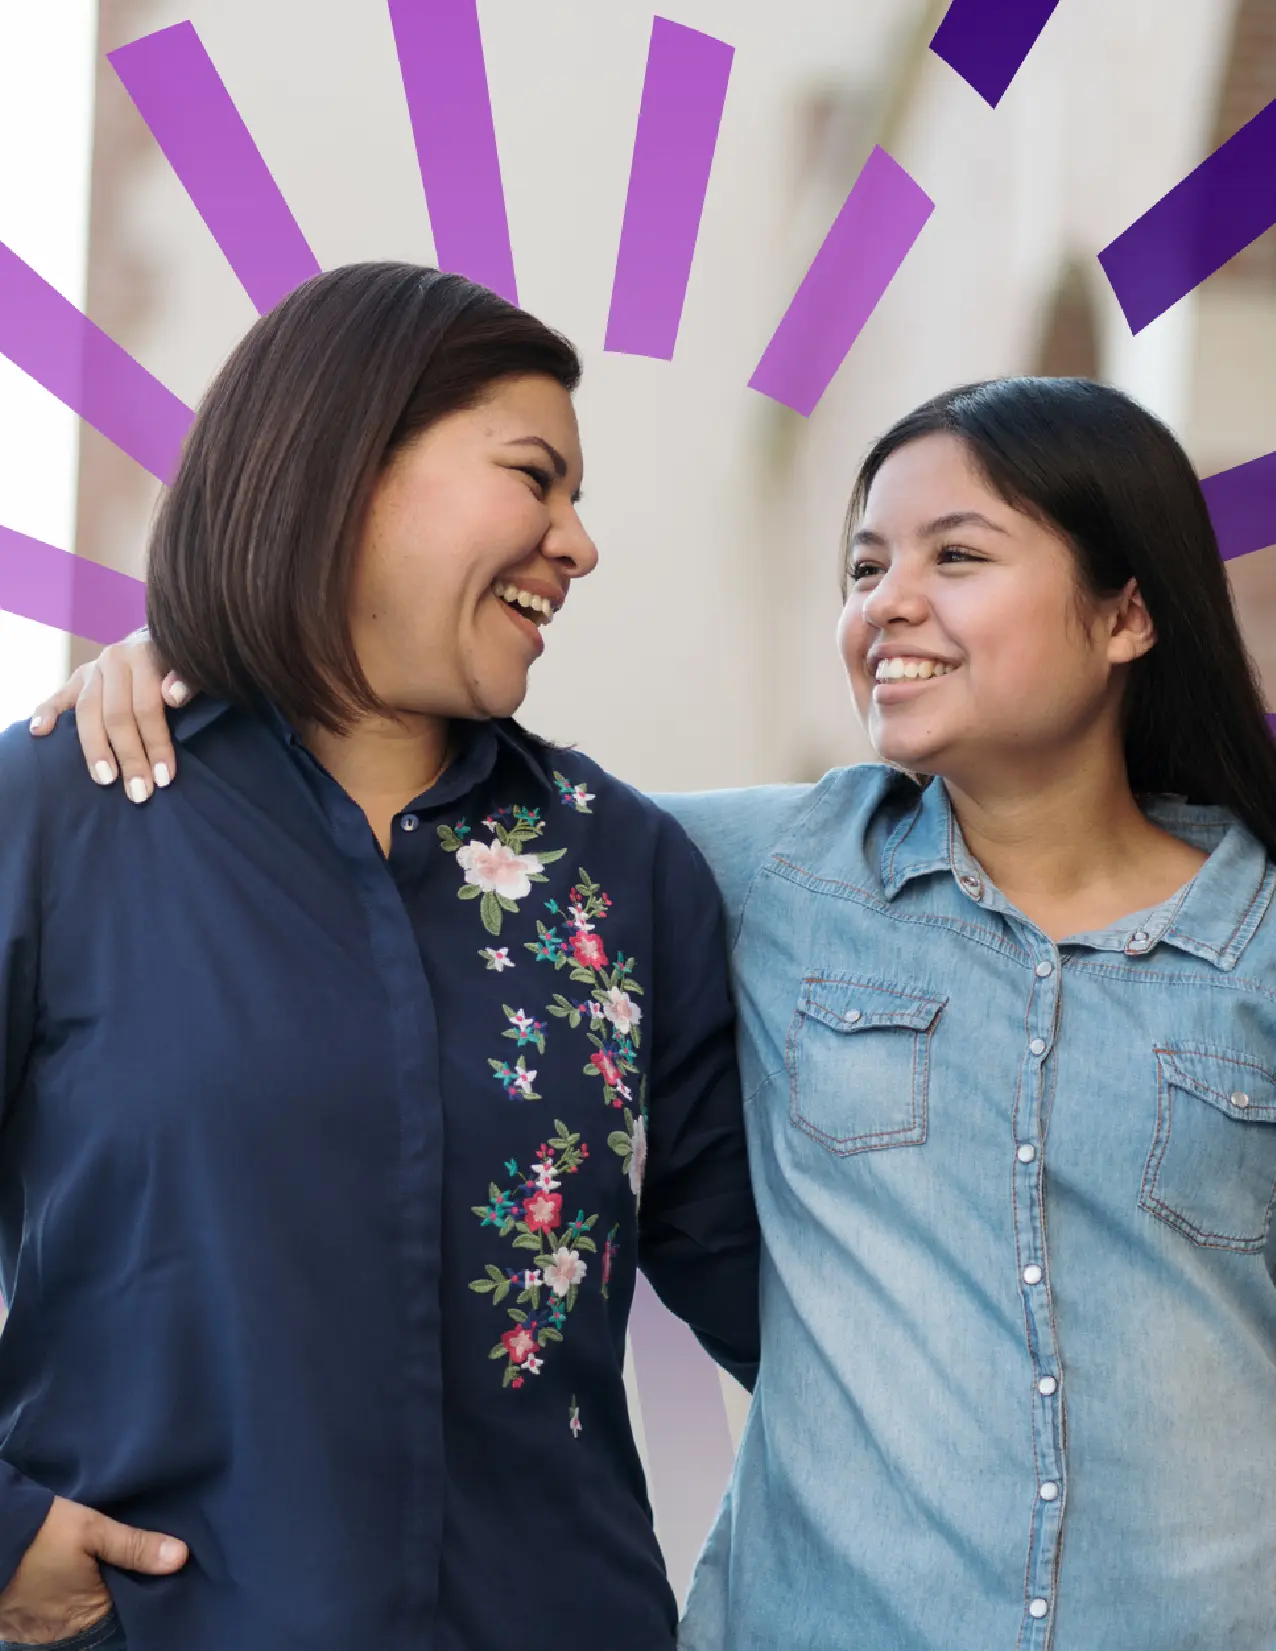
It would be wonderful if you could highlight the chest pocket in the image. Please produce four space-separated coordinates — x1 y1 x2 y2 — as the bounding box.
1142 1045 1276 1252
786 975 946 1157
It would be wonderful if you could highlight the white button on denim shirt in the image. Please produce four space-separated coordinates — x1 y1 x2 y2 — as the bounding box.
662 767 1276 1651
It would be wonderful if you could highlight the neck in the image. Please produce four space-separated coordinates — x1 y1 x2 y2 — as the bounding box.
303 712 451 852
940 737 1204 936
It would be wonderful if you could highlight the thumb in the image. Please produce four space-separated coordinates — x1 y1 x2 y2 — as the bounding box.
84 1511 188 1575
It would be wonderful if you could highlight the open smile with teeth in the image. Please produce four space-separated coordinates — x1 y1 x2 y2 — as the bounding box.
493 580 556 626
874 657 957 682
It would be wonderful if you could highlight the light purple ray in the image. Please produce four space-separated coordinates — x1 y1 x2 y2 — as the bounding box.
0 240 193 482
630 1274 735 1603
604 20 734 360
387 0 517 303
110 22 321 316
0 526 146 643
749 147 934 417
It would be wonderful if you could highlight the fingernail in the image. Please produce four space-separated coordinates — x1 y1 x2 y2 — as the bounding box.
158 1539 184 1566
28 715 43 732
93 761 115 786
167 682 189 706
127 777 149 805
153 763 171 788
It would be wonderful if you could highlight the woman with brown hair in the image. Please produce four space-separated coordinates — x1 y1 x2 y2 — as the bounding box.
0 262 758 1651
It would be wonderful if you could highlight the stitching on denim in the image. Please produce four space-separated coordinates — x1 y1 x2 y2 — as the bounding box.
1139 1055 1275 1251
766 857 1025 964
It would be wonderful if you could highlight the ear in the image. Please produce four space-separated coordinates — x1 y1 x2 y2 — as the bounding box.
1106 578 1156 665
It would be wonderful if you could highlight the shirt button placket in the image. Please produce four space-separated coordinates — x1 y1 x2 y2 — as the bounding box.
1015 948 1065 1647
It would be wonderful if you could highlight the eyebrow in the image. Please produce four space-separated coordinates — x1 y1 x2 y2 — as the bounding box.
849 510 1009 548
504 437 583 504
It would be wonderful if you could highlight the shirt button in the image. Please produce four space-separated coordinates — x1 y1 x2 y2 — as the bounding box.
1040 1481 1059 1501
958 873 983 897
400 814 420 833
1038 1375 1058 1397
845 1010 862 1025
1029 1037 1047 1056
1023 1264 1043 1285
1017 1143 1037 1163
1231 1090 1250 1110
1028 1599 1049 1620
1035 960 1054 978
1131 929 1149 944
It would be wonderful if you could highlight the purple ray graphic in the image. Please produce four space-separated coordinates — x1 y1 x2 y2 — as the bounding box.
929 0 1061 108
387 0 517 303
749 147 933 417
0 242 193 482
1099 98 1276 335
604 20 734 360
0 526 146 643
1202 450 1276 562
109 23 321 316
630 1274 735 1602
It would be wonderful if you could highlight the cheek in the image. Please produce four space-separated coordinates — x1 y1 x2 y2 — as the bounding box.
837 602 871 669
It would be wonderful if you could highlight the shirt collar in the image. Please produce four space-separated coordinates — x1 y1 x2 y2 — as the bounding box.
170 697 557 810
879 776 1275 971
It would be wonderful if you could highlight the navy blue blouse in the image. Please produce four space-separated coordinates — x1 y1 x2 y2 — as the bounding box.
0 701 759 1651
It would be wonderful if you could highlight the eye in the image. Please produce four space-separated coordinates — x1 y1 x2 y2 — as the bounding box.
515 465 552 496
937 544 985 565
848 559 885 583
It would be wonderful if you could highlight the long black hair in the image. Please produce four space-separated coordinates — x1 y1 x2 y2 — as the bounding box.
843 377 1276 859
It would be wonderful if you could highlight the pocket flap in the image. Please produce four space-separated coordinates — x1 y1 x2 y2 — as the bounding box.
799 975 946 1036
1158 1045 1276 1124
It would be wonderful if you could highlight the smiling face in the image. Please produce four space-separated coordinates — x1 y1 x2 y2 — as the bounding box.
837 432 1155 789
348 372 594 723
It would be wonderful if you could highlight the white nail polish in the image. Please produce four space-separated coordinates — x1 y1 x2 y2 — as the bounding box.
168 682 189 706
128 777 148 805
28 715 43 732
153 763 171 788
93 761 115 786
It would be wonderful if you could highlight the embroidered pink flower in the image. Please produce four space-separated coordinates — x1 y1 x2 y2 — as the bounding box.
502 1325 537 1364
532 1161 560 1193
481 947 514 971
456 840 542 899
525 1353 544 1375
591 1050 622 1088
511 1066 538 1099
571 931 608 971
601 988 642 1038
628 1115 648 1198
523 1190 563 1233
543 1248 587 1297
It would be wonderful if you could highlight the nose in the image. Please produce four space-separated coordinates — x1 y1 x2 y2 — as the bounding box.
860 559 928 630
545 501 599 580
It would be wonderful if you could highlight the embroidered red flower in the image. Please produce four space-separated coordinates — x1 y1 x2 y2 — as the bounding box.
502 1325 537 1364
590 1050 622 1088
571 931 608 971
523 1189 563 1232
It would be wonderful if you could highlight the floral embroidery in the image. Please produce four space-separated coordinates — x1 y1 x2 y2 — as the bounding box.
481 947 515 971
554 772 595 814
438 807 565 936
609 1083 648 1203
502 1005 547 1055
527 871 645 1110
601 1225 619 1300
490 1055 540 1101
569 1395 583 1437
470 1123 599 1387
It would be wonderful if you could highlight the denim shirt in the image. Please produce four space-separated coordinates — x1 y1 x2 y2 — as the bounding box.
662 766 1276 1651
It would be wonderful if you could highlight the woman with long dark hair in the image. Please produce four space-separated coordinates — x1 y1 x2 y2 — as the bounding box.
38 375 1276 1650
0 262 758 1651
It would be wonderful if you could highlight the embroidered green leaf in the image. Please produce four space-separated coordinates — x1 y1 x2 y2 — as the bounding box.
539 1326 564 1345
512 1232 542 1252
496 893 519 913
469 1279 496 1295
480 891 503 935
508 1309 527 1324
437 824 464 852
537 848 568 866
574 1236 597 1254
489 1343 508 1360
458 883 482 901
569 968 596 986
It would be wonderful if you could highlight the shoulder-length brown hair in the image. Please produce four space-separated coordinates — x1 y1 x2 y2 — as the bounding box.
146 262 582 732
